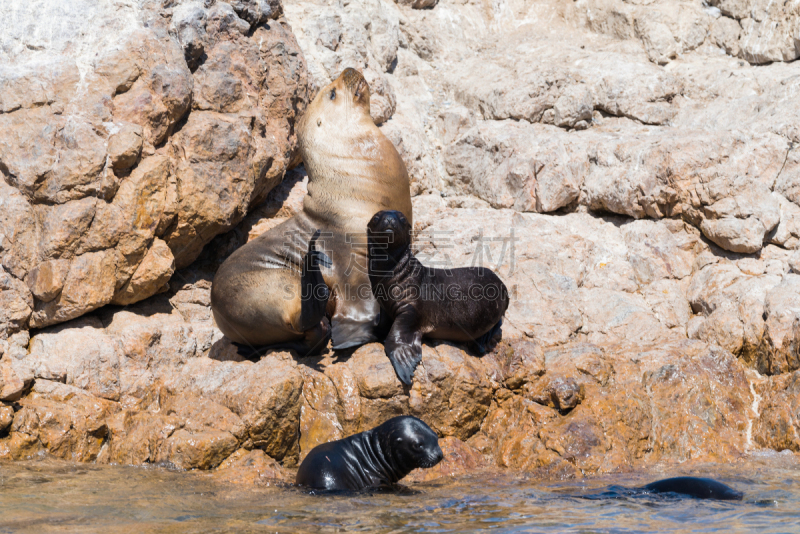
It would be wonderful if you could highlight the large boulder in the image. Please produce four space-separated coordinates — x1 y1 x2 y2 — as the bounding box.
0 0 308 337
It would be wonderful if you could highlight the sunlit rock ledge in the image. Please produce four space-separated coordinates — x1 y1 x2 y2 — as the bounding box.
1 193 798 482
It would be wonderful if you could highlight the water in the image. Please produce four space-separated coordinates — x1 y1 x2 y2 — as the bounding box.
1 453 799 533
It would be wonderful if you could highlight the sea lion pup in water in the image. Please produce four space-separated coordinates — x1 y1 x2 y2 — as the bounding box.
367 210 509 385
210 68 412 355
584 476 743 501
641 476 743 500
295 416 443 491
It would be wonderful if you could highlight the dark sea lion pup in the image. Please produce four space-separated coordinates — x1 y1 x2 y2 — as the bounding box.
586 476 744 501
295 416 443 491
641 476 743 500
367 210 509 385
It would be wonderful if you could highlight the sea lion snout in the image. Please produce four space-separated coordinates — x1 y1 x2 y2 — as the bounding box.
368 210 409 234
338 67 370 104
422 443 444 468
340 67 366 90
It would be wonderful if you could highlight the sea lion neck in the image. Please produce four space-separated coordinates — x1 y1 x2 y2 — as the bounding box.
369 428 415 483
301 131 411 230
349 429 408 486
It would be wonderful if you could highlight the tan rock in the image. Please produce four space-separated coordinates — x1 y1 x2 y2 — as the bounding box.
107 123 143 170
106 409 180 466
3 380 117 463
112 238 175 306
738 15 799 64
212 449 292 486
482 339 546 390
0 269 32 338
0 0 308 332
0 357 33 402
297 367 344 461
700 217 767 254
168 356 304 463
27 324 121 401
395 0 438 9
0 405 14 433
406 437 487 483
37 197 97 260
0 181 40 280
634 15 678 65
0 432 42 461
754 370 800 452
585 0 634 39
444 122 585 213
710 16 741 56
29 250 116 328
158 429 238 470
25 259 70 302
758 276 800 375
350 344 404 399
553 84 594 128
473 340 750 473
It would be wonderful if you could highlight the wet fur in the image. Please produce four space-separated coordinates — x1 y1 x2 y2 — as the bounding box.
296 416 443 491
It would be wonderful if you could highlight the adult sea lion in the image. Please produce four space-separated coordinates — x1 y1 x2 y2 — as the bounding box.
211 69 412 354
367 210 509 385
296 416 443 491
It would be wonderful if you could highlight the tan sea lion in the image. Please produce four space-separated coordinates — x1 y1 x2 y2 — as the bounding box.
210 68 413 354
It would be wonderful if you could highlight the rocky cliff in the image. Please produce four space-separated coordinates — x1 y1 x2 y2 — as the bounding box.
0 0 308 335
0 0 799 482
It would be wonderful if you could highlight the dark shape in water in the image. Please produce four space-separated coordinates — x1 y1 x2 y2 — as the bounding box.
641 476 744 501
580 476 744 501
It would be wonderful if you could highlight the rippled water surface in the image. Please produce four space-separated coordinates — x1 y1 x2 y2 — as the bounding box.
1 453 800 533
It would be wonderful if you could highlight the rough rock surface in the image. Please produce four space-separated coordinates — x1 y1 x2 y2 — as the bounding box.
0 0 309 337
0 195 770 476
1 0 800 481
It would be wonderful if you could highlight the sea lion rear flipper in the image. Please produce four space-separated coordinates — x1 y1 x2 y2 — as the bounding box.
384 310 423 385
232 318 330 358
299 230 331 332
473 318 503 354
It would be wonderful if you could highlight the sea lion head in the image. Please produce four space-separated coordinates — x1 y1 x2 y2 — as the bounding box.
367 210 412 254
378 416 443 470
298 68 372 143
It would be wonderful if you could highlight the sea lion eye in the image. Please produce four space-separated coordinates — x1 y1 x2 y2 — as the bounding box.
330 89 336 100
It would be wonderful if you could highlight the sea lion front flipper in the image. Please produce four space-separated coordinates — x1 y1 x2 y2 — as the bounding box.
330 294 381 350
299 230 332 332
384 310 423 385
